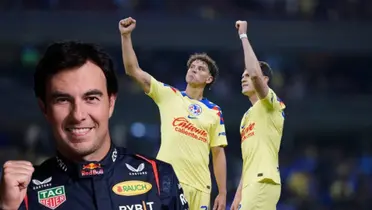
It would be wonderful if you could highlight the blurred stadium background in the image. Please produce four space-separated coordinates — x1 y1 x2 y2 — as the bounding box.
1 0 372 209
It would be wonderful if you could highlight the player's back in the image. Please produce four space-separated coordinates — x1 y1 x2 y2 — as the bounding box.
240 89 285 187
146 77 227 193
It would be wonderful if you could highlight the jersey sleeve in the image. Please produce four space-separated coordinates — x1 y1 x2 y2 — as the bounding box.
159 163 189 210
260 89 286 111
146 76 178 104
210 109 228 148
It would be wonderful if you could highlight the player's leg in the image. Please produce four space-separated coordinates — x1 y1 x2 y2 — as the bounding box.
239 183 261 210
179 183 195 208
240 183 281 210
260 183 281 210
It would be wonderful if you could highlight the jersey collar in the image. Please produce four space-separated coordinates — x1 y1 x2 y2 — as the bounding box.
55 143 118 178
181 91 208 103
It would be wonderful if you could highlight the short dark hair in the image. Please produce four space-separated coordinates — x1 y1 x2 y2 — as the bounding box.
259 61 273 83
34 41 118 103
186 53 219 89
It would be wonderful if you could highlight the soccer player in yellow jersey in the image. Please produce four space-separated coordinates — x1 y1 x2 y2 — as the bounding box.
230 21 285 210
119 17 228 210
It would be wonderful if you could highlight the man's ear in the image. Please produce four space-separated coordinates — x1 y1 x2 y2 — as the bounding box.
206 75 213 85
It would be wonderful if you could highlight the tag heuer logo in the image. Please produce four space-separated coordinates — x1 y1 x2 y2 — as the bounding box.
125 163 147 176
38 186 66 209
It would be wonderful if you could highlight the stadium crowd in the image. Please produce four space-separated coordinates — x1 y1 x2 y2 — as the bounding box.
1 47 372 210
1 0 372 20
0 0 371 210
5 47 372 100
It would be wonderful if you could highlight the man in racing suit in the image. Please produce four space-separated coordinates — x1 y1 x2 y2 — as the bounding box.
18 145 189 210
0 41 189 210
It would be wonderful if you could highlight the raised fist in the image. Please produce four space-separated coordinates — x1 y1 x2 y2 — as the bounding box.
235 20 248 35
0 161 34 209
119 17 136 36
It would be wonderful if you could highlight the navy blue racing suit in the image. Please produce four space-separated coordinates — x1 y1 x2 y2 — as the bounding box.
18 145 189 210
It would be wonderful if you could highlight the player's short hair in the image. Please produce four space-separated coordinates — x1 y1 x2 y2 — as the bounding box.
34 41 118 103
186 53 219 89
259 61 273 84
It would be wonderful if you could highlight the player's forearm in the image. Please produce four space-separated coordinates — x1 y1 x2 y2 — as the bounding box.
212 148 227 195
241 37 261 78
234 172 243 200
237 175 243 195
121 35 140 76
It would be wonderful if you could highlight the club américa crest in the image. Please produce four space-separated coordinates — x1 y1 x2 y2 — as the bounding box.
188 104 202 119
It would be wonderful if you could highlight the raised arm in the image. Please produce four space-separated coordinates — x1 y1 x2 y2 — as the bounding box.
235 20 269 99
119 17 152 93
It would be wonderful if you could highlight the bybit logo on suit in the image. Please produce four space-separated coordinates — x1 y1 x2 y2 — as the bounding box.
119 201 154 210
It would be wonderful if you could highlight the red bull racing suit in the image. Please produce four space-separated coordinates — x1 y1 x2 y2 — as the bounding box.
18 145 189 210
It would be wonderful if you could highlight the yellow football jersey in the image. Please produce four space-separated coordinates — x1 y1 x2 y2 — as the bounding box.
147 77 227 193
240 89 285 187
